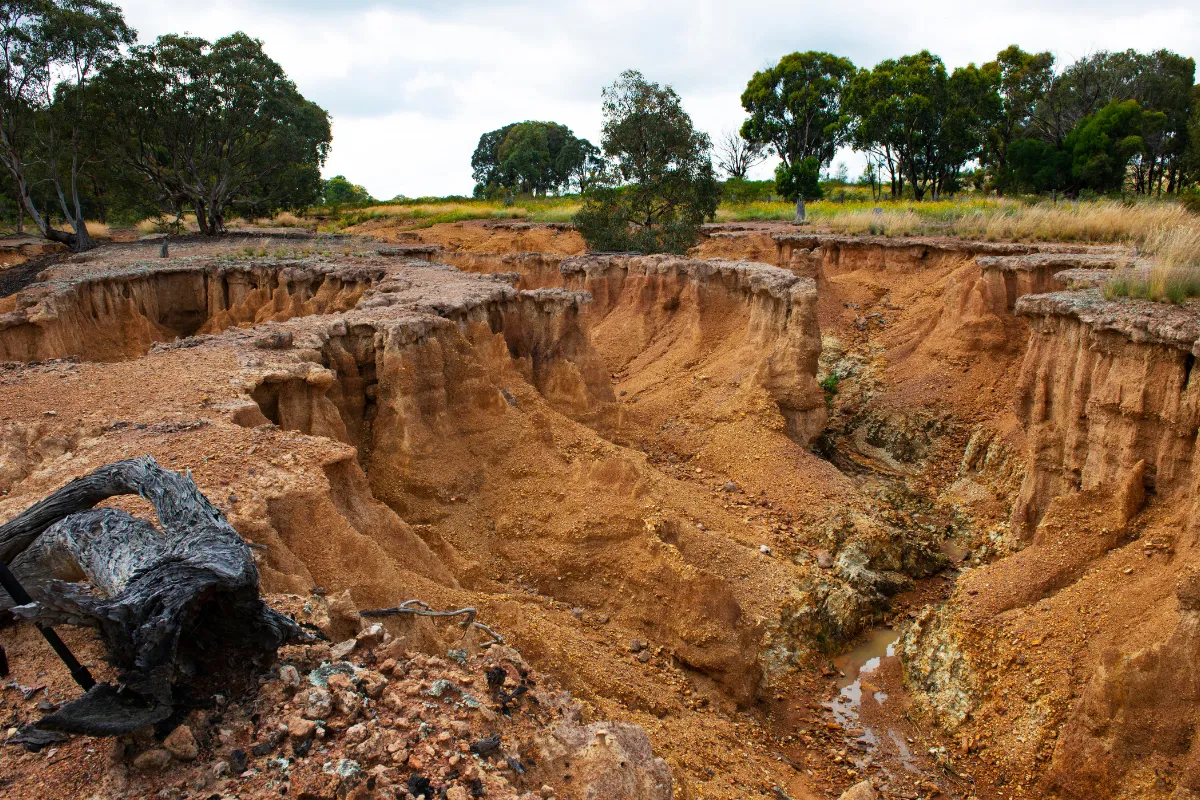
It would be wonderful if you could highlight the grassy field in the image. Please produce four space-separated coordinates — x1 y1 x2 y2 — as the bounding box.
1104 224 1200 303
308 194 1200 303
317 197 582 231
113 194 1200 304
311 196 1195 243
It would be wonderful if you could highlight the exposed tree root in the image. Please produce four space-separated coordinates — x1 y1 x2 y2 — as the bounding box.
0 456 302 735
362 599 506 646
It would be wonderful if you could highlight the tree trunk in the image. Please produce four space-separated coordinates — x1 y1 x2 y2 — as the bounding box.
70 223 95 253
794 197 806 225
0 457 301 735
194 201 213 235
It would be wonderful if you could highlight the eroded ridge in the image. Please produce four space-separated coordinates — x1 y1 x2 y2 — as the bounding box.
0 259 382 362
0 245 851 799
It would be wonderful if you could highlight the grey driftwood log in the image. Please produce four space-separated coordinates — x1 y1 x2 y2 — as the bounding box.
0 456 302 735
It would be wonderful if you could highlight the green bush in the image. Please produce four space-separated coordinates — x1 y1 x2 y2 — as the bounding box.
1181 190 1200 215
722 178 774 204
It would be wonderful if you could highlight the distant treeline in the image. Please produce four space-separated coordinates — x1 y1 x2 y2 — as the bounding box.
738 47 1198 202
0 2 332 251
468 46 1198 208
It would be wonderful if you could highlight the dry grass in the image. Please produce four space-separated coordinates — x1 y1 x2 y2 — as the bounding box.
718 197 1197 245
951 201 1195 243
323 198 582 232
252 212 306 228
1105 224 1200 303
135 214 197 235
818 208 927 236
53 220 111 239
84 220 110 240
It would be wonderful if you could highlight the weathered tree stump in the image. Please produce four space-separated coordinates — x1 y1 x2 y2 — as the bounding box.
0 456 302 734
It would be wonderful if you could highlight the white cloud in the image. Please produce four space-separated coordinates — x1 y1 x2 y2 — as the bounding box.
115 0 1199 198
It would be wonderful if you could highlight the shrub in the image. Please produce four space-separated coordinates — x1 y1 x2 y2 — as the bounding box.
572 70 719 254
1182 190 1200 215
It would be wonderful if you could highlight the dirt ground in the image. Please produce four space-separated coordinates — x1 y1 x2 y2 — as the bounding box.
0 221 1197 800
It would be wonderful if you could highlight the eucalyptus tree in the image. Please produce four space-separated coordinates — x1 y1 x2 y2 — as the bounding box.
846 52 997 200
573 70 718 253
981 45 1055 193
1033 49 1195 194
740 51 855 220
0 0 133 251
470 120 595 196
98 32 331 234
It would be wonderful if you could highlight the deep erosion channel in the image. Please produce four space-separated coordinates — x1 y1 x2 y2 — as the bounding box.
0 227 1192 800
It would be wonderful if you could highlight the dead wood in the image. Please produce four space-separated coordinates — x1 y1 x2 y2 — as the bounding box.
0 456 302 735
362 599 505 646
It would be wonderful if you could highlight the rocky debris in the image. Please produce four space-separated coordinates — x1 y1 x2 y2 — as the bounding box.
898 604 978 728
533 721 672 800
313 589 364 642
0 593 673 800
162 725 199 760
837 779 878 800
253 330 294 350
132 748 171 772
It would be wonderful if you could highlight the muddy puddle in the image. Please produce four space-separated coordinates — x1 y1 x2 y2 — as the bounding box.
824 628 922 778
827 628 897 729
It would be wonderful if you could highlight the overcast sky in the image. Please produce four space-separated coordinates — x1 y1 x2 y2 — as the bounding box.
115 0 1199 199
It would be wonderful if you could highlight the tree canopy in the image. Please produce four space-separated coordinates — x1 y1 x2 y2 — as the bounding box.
471 121 595 197
0 0 134 251
845 51 997 201
740 51 856 170
572 70 718 254
96 32 331 234
981 45 1056 194
323 175 374 207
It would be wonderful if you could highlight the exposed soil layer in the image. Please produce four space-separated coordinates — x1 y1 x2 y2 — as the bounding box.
0 222 1196 800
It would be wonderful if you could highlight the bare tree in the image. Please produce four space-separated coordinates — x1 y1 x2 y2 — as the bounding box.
715 129 765 179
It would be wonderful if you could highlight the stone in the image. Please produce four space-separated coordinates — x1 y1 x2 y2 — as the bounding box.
253 331 293 350
356 623 386 649
360 670 387 699
345 723 369 744
535 721 670 800
279 664 301 689
162 725 199 761
629 639 646 653
302 687 334 720
313 589 361 641
837 779 878 800
330 639 357 661
815 549 834 569
133 749 171 772
637 651 652 663
288 716 317 741
336 690 363 719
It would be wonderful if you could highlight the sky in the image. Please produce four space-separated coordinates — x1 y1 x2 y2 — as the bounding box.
115 0 1200 199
